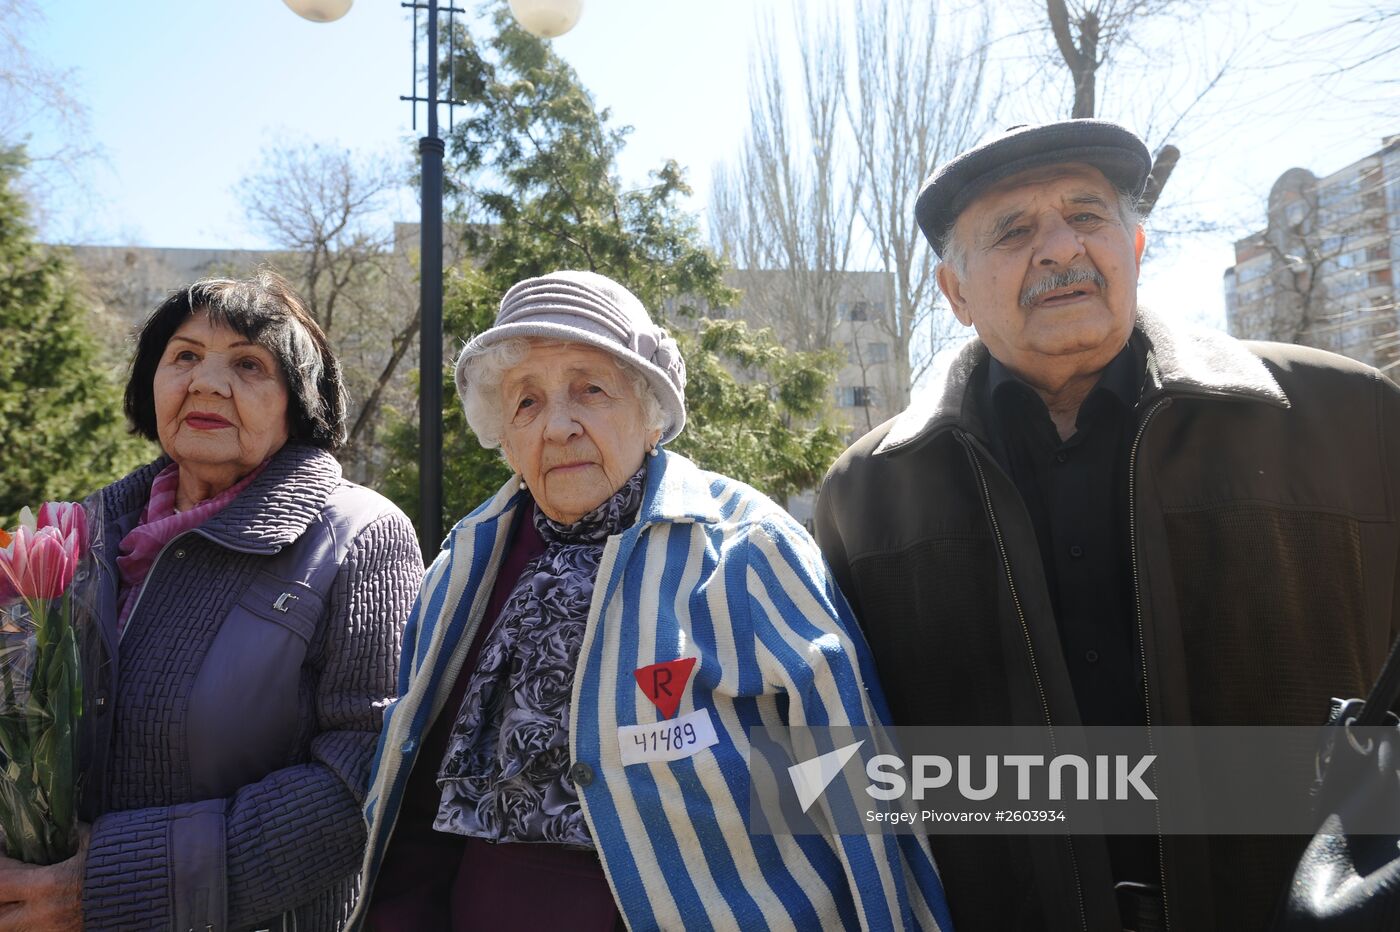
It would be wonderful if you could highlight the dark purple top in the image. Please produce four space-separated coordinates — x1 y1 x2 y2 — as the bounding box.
368 507 622 931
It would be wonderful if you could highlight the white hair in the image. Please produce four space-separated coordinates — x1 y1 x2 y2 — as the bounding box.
938 188 1142 278
457 337 666 451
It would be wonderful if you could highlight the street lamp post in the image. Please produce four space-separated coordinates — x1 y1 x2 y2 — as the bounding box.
285 0 582 553
286 0 460 552
402 0 454 553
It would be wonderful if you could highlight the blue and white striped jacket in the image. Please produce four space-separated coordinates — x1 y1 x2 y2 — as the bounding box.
350 451 951 931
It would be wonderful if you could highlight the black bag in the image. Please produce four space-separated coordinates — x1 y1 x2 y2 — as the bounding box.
1273 636 1400 930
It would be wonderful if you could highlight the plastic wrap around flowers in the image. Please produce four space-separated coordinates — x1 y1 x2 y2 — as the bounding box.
635 326 686 391
0 501 99 865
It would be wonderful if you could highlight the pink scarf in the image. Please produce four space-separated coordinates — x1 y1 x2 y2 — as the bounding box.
115 460 268 635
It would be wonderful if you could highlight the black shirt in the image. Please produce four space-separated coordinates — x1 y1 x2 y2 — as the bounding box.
982 336 1161 896
983 335 1147 727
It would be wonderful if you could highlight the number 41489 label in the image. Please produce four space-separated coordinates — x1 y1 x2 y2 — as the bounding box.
618 708 718 765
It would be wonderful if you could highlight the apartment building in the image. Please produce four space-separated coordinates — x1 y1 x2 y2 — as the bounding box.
718 268 902 442
1224 135 1400 370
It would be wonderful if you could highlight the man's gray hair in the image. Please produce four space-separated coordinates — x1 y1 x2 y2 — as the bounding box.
938 189 1142 278
458 337 667 451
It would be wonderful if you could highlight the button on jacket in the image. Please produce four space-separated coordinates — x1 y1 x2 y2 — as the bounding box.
815 311 1400 932
352 451 952 932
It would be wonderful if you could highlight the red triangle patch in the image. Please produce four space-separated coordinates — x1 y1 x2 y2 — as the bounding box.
633 657 697 720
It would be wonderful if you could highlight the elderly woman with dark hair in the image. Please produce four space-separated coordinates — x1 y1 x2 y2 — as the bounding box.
351 270 951 932
0 272 423 931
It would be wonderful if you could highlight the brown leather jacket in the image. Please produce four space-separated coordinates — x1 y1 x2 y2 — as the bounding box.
815 312 1400 932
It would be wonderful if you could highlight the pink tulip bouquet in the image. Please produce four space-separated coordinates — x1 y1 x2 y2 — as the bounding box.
0 501 97 864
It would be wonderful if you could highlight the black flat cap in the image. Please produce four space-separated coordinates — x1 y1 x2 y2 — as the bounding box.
915 119 1151 256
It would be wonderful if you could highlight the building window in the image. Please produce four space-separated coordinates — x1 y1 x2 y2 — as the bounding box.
838 301 879 322
1236 259 1271 284
836 385 876 407
846 341 890 364
1334 250 1362 270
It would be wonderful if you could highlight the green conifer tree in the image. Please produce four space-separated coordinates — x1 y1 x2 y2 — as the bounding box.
0 149 150 522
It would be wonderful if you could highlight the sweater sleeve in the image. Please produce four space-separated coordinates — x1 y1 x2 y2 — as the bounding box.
83 511 424 931
744 516 952 932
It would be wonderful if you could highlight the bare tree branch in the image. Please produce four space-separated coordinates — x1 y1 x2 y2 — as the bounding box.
347 311 421 451
1023 0 1232 213
710 1 860 354
235 142 417 480
1046 0 1085 72
0 1 102 236
711 0 1003 426
850 0 1000 395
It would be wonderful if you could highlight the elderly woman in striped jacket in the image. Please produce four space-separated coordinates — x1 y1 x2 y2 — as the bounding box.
352 270 951 932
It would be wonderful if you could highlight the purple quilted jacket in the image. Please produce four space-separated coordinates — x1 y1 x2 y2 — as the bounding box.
77 443 424 932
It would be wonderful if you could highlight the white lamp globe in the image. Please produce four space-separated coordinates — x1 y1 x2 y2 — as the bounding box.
508 0 583 38
283 0 354 23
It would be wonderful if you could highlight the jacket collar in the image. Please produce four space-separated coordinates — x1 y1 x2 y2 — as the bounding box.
99 442 342 554
875 308 1290 455
100 458 169 531
635 449 736 528
200 443 342 551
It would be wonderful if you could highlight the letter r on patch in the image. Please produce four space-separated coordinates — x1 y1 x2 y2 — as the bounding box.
634 657 697 719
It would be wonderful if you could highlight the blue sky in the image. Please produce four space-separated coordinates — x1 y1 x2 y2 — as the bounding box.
16 0 1398 341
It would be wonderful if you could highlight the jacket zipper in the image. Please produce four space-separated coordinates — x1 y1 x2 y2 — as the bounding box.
1128 397 1172 931
116 533 188 645
114 523 308 931
98 529 247 824
117 529 269 645
958 432 1088 932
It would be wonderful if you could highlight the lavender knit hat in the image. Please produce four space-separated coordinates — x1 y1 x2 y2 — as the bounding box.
455 270 688 443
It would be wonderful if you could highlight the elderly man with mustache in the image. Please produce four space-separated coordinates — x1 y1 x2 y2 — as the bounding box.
814 120 1400 931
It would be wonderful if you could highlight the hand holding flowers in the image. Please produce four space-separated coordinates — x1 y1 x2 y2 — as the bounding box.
0 823 87 931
